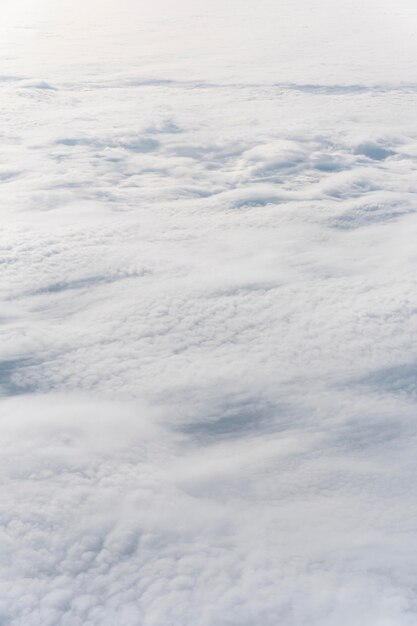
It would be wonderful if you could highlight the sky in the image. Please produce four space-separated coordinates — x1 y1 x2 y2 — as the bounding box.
1 1 417 625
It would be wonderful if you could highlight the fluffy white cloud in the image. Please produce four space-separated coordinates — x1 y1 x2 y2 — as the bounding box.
2 0 417 624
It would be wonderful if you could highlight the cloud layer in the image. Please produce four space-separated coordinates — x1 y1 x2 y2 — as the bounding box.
2 1 417 624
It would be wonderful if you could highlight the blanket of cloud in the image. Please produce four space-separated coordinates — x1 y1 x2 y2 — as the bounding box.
2 0 417 624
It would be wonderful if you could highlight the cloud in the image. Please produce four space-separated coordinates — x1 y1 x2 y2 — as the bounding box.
2 391 417 626
2 0 417 624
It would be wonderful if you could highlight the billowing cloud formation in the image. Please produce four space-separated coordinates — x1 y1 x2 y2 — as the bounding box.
2 393 417 626
2 1 417 624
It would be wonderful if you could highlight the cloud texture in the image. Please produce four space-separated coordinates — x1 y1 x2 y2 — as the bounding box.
2 0 417 624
